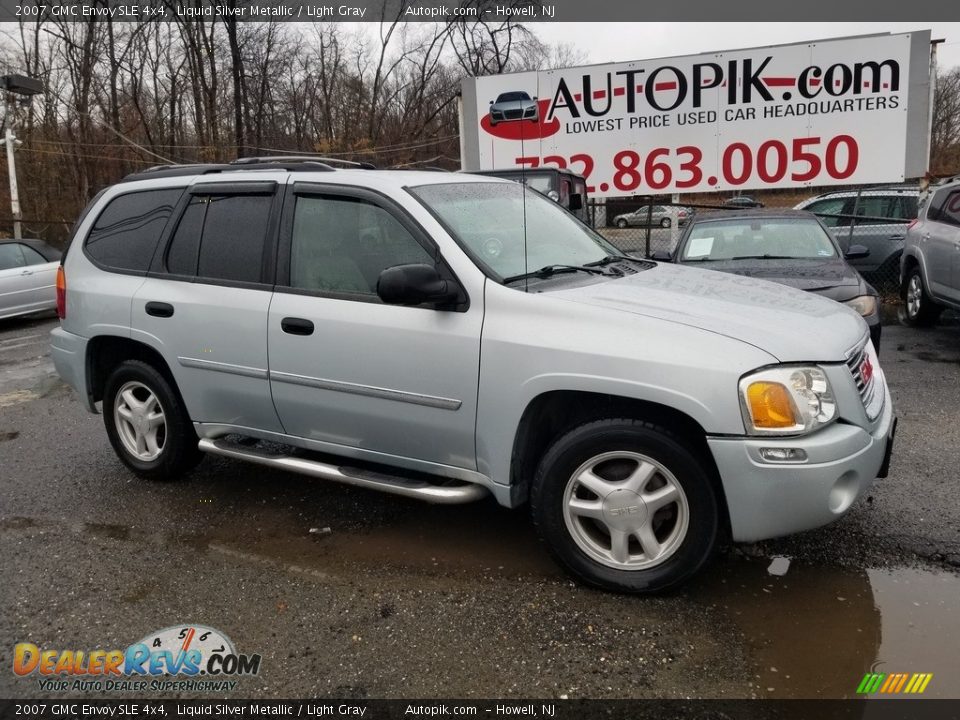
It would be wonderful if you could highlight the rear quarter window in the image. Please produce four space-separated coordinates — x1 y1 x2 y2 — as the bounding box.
84 189 183 272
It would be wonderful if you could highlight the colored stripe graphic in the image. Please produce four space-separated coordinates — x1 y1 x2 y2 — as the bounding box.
857 672 933 694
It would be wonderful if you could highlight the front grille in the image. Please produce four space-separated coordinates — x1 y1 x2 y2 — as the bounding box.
503 109 523 119
845 340 884 420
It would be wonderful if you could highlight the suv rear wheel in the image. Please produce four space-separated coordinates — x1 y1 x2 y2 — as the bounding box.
103 360 202 480
531 418 719 594
902 265 942 327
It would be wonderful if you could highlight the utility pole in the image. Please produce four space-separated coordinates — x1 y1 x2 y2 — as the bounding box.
1 74 43 240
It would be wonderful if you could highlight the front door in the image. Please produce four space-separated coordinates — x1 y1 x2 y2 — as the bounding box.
267 184 482 471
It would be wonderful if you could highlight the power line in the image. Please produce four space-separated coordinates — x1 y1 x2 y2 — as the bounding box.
20 146 157 164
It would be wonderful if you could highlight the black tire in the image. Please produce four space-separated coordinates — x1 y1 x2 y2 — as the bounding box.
616 219 628 229
103 359 202 481
660 217 671 228
901 264 942 327
530 418 719 594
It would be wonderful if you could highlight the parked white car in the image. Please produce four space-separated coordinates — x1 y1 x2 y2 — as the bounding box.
0 239 61 320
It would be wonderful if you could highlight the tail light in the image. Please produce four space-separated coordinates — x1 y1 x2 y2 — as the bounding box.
907 219 919 231
56 266 66 319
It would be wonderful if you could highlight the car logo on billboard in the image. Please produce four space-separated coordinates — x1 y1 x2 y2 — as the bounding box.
482 95 560 140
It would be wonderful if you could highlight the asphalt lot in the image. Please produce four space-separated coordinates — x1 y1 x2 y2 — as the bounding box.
1 311 959 700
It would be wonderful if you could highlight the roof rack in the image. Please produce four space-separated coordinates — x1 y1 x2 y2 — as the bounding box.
120 159 340 182
230 155 376 170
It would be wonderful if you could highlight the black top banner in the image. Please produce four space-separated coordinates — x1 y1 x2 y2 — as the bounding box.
0 0 958 22
3 699 960 720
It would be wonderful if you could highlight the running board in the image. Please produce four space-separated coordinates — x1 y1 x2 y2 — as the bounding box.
198 438 488 505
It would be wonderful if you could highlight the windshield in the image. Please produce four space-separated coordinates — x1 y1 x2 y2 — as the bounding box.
496 92 530 102
411 182 618 281
681 217 838 261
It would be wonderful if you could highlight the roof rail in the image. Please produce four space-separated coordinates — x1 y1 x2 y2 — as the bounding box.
120 160 338 182
231 155 376 170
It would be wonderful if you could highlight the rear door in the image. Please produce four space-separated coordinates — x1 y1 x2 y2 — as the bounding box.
17 244 58 310
131 179 284 433
267 182 482 470
927 187 960 303
843 193 911 273
0 243 57 317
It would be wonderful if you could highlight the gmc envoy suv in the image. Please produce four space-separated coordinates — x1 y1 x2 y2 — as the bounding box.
51 158 896 593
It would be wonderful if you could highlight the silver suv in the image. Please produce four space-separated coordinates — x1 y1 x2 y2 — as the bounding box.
901 176 960 325
51 159 895 593
796 186 918 276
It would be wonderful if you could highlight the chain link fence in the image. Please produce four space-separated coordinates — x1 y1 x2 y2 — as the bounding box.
588 183 921 298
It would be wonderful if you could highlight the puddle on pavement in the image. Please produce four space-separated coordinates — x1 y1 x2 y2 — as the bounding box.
691 557 960 699
202 500 561 580
8 510 959 698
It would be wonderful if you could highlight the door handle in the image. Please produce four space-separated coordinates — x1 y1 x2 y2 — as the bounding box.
145 301 175 318
889 235 905 240
281 317 314 336
20 269 33 276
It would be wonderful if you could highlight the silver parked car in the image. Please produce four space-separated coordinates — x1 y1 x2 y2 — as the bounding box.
795 186 918 276
489 91 538 126
0 239 61 320
613 204 689 229
900 175 960 325
51 159 895 594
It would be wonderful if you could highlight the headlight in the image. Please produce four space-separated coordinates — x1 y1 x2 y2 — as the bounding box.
739 366 837 435
547 190 560 202
844 295 878 317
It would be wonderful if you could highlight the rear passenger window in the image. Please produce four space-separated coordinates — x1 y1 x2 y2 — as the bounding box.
85 190 182 272
805 198 846 227
20 245 47 266
0 243 26 271
936 190 960 228
165 193 273 283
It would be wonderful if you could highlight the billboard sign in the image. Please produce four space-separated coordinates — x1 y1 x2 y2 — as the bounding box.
460 32 932 198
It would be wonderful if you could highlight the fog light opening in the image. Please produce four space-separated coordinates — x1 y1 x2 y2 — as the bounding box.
759 447 808 463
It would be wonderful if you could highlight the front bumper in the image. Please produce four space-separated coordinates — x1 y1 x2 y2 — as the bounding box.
708 380 894 542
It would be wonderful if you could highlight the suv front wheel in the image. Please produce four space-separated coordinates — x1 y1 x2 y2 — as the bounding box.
103 360 202 480
531 418 719 594
902 265 942 327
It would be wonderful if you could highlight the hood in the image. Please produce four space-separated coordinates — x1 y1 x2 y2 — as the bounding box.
549 262 867 362
696 258 868 301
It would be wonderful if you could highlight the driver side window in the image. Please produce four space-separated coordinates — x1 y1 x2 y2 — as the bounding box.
290 194 435 297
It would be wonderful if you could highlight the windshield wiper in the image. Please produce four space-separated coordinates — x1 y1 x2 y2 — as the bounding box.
729 254 798 260
585 254 643 267
503 264 614 284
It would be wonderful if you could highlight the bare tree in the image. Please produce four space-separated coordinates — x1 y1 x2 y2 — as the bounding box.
932 67 960 176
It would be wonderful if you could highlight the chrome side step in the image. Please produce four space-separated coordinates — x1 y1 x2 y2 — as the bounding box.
198 438 488 505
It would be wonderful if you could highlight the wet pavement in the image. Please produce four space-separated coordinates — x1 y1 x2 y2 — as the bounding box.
1 312 958 699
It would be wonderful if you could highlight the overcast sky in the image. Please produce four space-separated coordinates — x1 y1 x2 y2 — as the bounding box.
534 23 960 72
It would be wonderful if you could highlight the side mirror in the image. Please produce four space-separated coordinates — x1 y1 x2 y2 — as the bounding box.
845 244 870 260
489 100 494 104
377 264 461 307
569 193 583 211
533 96 538 100
651 251 672 262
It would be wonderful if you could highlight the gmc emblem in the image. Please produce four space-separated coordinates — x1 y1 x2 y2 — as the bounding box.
860 355 874 384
